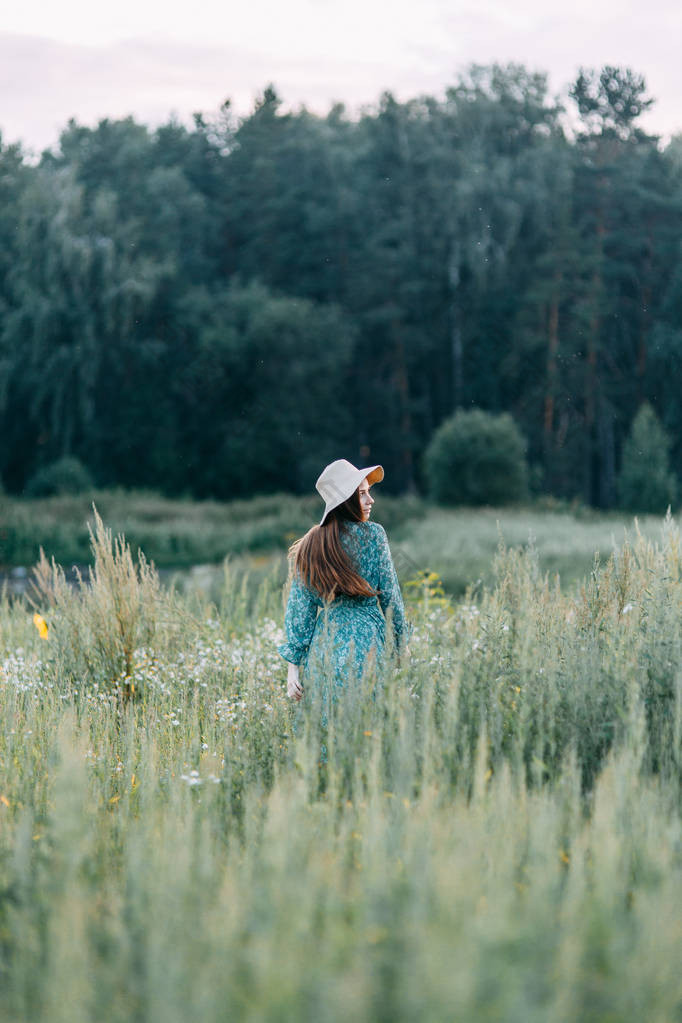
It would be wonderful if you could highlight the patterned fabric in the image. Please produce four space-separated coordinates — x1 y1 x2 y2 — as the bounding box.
278 521 409 692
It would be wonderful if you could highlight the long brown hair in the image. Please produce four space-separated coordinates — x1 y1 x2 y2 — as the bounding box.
288 488 377 601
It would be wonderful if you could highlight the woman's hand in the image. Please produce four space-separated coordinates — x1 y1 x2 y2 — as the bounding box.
287 661 304 701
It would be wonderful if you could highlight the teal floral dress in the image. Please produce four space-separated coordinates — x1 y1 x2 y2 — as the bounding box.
278 521 408 694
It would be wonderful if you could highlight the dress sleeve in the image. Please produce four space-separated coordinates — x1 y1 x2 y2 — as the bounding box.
278 572 321 665
374 524 410 650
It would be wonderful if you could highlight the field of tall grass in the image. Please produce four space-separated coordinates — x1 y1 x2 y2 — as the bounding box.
2 510 682 1019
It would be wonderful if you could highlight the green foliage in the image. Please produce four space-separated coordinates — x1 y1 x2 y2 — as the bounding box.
570 65 654 139
617 403 678 514
424 408 529 506
174 280 357 497
1 64 681 509
24 456 94 498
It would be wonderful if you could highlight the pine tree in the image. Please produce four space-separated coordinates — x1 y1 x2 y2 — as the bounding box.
617 403 678 513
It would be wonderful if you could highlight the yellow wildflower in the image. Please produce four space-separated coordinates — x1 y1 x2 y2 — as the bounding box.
33 613 49 640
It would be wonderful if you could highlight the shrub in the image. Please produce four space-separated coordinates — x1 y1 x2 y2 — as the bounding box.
617 403 678 514
424 408 528 506
25 456 95 498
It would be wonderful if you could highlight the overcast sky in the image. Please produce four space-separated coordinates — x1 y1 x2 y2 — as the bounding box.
2 0 681 154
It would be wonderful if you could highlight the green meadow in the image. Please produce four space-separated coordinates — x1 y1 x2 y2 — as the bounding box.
1 507 682 1019
0 489 672 597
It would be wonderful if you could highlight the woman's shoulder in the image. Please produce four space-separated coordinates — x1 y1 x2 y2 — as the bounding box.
343 520 387 541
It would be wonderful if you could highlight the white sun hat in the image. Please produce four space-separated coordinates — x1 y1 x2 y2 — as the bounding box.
316 459 384 526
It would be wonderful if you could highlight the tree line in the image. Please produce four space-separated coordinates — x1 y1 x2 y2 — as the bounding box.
1 63 681 506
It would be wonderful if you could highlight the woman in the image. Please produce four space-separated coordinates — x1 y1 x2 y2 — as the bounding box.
278 458 409 703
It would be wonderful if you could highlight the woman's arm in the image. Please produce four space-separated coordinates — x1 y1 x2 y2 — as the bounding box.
374 524 409 651
278 572 320 698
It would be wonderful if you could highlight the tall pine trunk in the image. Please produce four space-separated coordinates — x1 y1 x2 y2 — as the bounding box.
543 280 561 486
392 327 416 493
448 239 463 410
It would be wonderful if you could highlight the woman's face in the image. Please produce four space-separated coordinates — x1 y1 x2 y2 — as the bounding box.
358 478 374 521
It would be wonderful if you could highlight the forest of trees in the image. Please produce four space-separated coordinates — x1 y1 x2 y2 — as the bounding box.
1 63 681 506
